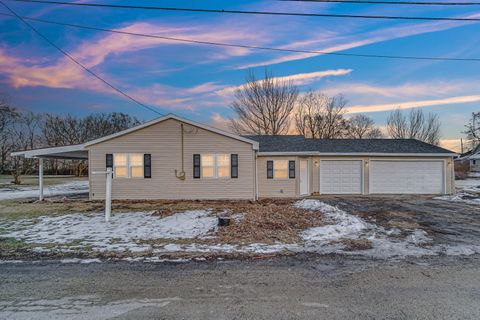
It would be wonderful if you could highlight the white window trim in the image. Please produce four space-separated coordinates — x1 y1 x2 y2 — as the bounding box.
273 159 289 180
113 153 144 179
201 154 230 179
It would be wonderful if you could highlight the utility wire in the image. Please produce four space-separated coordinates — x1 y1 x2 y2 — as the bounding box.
0 11 479 62
0 1 162 115
9 0 480 22
278 0 480 6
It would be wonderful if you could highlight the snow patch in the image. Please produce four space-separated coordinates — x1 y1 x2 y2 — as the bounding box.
435 178 480 204
296 200 370 242
0 180 88 200
1 210 217 253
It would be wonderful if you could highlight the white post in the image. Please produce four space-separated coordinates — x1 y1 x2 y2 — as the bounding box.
105 167 112 222
38 158 44 201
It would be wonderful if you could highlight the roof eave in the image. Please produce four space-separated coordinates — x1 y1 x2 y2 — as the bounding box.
258 151 457 156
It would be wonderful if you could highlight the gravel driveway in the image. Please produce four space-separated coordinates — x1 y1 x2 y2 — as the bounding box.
318 195 480 249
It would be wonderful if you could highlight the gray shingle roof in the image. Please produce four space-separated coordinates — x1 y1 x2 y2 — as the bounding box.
243 135 455 154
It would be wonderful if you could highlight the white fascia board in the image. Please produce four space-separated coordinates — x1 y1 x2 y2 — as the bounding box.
258 152 457 157
84 114 259 150
11 144 86 158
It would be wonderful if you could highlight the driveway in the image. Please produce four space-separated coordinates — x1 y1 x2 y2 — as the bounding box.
1 255 479 319
317 195 480 249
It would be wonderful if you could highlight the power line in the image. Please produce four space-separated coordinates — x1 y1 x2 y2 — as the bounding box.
0 11 479 62
0 1 162 115
9 0 480 22
278 0 480 6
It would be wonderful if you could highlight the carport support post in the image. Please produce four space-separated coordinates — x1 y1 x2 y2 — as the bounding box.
38 158 44 201
105 167 112 222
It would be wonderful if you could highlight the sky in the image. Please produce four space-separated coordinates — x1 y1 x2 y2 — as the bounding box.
1 0 479 152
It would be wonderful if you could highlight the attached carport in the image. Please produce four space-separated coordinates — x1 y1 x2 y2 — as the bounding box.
11 144 87 200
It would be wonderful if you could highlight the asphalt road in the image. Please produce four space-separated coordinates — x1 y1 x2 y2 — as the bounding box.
1 255 480 320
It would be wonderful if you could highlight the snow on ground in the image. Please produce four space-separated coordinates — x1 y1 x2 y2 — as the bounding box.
0 180 88 200
435 178 480 204
295 200 370 242
1 199 479 260
1 210 218 253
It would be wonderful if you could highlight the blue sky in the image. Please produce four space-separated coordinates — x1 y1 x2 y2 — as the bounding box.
1 0 479 150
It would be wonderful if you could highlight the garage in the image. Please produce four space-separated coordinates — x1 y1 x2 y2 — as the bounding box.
369 160 445 194
320 160 363 194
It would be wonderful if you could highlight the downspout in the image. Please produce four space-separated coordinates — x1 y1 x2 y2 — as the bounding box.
175 123 186 180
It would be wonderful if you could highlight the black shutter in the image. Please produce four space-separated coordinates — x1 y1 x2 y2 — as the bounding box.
144 154 151 178
289 160 295 179
267 160 273 179
106 154 113 169
231 154 238 178
193 154 201 178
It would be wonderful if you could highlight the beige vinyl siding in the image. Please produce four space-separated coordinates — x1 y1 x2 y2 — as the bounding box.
311 156 455 195
87 118 255 200
257 156 298 198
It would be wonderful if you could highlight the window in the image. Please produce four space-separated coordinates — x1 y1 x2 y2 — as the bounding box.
130 153 144 178
273 160 289 179
201 154 231 178
114 153 128 178
113 153 144 178
201 154 215 178
217 154 230 178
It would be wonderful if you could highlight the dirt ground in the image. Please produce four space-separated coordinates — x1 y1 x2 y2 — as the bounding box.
314 194 480 247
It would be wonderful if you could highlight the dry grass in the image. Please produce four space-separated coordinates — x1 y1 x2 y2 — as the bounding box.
216 199 324 244
338 239 373 251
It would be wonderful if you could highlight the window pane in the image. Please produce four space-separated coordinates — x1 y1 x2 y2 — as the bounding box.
202 167 215 178
130 166 143 178
202 154 214 166
217 154 230 167
274 160 288 179
114 153 127 166
218 166 230 178
130 153 143 166
274 170 288 179
115 166 127 178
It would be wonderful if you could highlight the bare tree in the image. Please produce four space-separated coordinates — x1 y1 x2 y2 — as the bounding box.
42 112 141 176
346 114 384 139
295 91 349 139
387 108 441 145
10 111 42 184
0 95 19 174
464 112 480 149
230 70 298 135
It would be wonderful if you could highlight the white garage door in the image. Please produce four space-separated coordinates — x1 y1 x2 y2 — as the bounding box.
369 160 444 194
320 160 363 194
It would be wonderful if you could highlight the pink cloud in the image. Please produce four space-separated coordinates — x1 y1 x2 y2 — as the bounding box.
347 95 480 114
0 21 268 93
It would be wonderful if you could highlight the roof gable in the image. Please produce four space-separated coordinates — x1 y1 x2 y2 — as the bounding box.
84 114 259 149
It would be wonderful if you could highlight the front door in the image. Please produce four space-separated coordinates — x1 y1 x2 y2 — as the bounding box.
300 160 309 196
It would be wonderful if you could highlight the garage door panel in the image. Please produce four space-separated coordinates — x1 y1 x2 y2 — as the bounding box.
370 160 444 194
320 160 363 194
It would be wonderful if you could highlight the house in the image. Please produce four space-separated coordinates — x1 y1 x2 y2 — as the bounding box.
12 114 456 200
454 144 480 174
